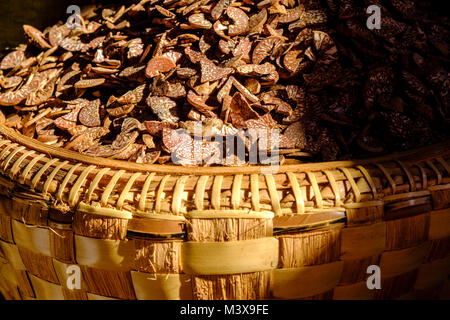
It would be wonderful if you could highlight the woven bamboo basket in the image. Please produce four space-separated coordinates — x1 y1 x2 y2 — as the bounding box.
0 121 449 300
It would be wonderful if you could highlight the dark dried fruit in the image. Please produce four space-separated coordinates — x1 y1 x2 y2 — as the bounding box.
0 0 448 166
283 121 306 149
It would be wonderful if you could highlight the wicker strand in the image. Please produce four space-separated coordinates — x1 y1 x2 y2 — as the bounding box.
357 165 378 199
10 150 35 178
211 175 223 210
413 164 428 190
172 175 188 215
117 172 142 211
155 175 170 213
19 153 45 184
425 160 442 185
85 167 110 203
47 225 66 239
68 165 96 207
0 139 11 149
138 172 156 212
436 157 450 177
0 143 18 161
56 163 82 202
339 167 361 203
250 174 260 212
31 158 59 190
396 160 416 192
375 163 397 194
265 174 281 215
286 172 305 214
306 171 324 208
194 175 209 211
43 160 69 195
231 175 243 210
100 169 125 206
2 146 26 171
323 170 342 208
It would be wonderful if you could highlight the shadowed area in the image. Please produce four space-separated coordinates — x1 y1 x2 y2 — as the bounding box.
0 0 122 50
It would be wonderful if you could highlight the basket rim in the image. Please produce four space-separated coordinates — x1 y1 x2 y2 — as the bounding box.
1 123 450 175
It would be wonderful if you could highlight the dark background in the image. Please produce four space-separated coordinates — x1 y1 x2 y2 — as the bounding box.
0 0 122 50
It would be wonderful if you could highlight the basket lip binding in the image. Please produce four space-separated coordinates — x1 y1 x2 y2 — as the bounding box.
1 123 450 175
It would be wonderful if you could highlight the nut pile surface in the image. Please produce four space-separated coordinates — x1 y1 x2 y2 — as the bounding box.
0 0 449 166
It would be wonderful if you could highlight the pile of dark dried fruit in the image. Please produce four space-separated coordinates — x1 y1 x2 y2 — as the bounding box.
0 0 449 166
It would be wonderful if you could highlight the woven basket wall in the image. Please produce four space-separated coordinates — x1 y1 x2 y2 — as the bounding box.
0 123 449 300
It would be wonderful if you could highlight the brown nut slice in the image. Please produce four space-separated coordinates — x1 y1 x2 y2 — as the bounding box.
187 90 218 116
252 37 278 64
145 56 176 78
146 96 179 123
143 121 177 137
74 78 105 89
79 99 101 127
0 51 25 70
211 0 235 20
117 84 146 105
229 92 259 129
199 58 233 83
188 13 212 29
23 25 52 49
226 7 249 36
278 5 305 24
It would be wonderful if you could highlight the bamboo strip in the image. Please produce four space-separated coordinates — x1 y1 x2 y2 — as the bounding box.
425 160 442 185
85 168 110 203
172 176 188 215
250 174 260 212
28 274 64 300
340 222 386 260
131 272 193 300
155 175 170 213
429 208 450 240
231 175 243 210
42 160 69 195
211 175 223 210
9 150 35 177
12 220 51 256
56 163 82 202
74 235 134 270
100 170 125 206
181 238 278 275
68 165 96 207
138 172 156 212
18 153 45 184
2 146 26 171
272 261 344 299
